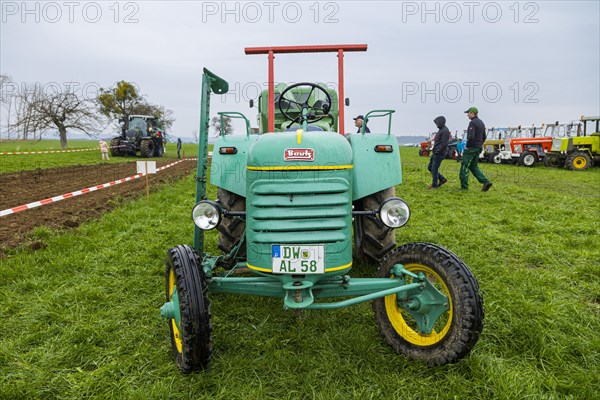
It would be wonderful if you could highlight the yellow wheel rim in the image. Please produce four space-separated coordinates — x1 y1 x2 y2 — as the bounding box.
384 263 453 346
573 156 587 169
168 269 183 353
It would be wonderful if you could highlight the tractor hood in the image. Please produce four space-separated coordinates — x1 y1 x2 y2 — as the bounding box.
247 130 352 168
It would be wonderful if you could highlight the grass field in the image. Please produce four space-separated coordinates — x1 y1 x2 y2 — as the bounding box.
0 140 201 173
1 147 599 399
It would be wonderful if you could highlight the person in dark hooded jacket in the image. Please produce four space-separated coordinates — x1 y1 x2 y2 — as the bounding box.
427 116 450 189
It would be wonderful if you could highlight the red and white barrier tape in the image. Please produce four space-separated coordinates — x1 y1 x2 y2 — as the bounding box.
0 145 127 155
0 158 197 217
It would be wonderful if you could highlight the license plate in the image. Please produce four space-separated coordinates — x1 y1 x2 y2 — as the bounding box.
272 245 325 274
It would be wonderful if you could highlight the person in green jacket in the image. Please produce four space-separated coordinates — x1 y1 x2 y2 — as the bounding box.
460 107 492 191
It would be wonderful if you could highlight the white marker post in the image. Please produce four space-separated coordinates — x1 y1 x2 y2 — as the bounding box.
137 161 157 204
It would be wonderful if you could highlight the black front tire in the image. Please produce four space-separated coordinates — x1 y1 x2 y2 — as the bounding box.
140 139 155 158
373 242 484 366
165 245 212 373
353 187 397 264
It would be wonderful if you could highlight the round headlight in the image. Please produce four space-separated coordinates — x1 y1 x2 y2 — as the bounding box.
192 200 222 230
379 197 410 228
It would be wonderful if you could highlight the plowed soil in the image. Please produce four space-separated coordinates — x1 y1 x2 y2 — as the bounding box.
0 160 195 254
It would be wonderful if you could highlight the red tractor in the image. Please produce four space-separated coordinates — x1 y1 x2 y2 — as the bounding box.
418 132 435 157
509 137 554 166
418 132 458 159
495 125 551 166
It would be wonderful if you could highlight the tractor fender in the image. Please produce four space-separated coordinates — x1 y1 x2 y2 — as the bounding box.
575 146 593 155
210 134 260 197
346 133 402 201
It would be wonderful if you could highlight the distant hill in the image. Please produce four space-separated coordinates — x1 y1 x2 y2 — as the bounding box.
396 135 427 146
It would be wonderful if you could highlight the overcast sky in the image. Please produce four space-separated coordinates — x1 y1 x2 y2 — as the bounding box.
1 0 599 138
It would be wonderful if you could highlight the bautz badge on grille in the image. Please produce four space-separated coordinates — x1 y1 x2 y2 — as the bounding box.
284 148 314 161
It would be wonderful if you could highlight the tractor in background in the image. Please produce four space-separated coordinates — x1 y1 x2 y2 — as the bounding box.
480 127 508 163
419 132 459 159
110 115 165 158
494 125 550 166
418 132 435 157
545 116 600 170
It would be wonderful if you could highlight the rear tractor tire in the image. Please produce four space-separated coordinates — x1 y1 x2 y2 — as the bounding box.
155 141 164 157
544 153 563 168
566 151 592 171
216 188 246 261
165 245 212 373
354 187 397 264
373 242 484 366
140 139 155 158
110 138 123 157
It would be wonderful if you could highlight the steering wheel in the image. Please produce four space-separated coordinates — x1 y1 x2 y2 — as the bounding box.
277 82 332 127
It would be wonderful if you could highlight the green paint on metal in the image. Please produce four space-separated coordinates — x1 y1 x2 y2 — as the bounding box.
383 264 451 334
194 68 229 254
347 133 402 200
206 274 437 311
350 109 401 200
218 112 251 137
210 135 259 197
306 282 422 309
160 287 182 331
245 130 353 274
362 109 395 135
396 271 449 335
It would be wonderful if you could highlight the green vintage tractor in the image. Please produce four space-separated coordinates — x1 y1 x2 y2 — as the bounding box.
545 116 599 170
110 115 165 158
160 45 484 373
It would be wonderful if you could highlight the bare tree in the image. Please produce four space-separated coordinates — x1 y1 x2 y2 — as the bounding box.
210 115 233 136
0 74 16 139
11 85 102 148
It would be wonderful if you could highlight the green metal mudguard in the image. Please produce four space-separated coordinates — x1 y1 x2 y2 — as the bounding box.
210 134 260 197
346 133 402 200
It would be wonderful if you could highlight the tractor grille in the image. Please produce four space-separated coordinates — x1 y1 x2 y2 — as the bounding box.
248 177 351 245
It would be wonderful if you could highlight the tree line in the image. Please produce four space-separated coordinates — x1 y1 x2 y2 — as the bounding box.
0 76 174 149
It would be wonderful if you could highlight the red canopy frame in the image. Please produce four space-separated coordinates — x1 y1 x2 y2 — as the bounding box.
244 44 368 134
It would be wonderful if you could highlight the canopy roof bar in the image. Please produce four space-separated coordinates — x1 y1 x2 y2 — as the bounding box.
245 44 368 134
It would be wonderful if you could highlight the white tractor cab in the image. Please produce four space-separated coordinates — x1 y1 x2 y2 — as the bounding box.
542 121 583 138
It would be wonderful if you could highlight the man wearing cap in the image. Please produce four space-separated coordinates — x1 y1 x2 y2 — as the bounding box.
354 115 370 133
461 107 492 191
